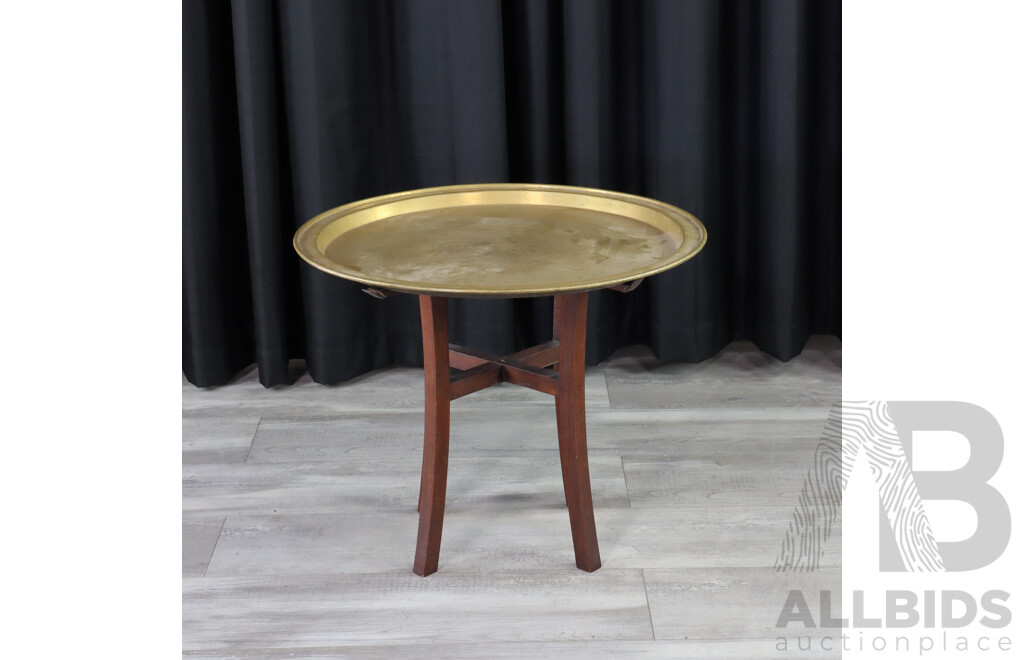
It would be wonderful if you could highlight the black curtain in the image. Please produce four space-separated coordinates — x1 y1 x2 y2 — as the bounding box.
183 0 840 388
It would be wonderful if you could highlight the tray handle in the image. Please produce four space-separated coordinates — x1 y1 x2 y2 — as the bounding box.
607 279 644 293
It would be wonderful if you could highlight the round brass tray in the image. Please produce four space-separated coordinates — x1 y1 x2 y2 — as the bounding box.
293 183 706 297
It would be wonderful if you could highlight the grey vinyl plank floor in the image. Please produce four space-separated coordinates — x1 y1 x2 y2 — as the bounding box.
183 338 841 658
621 451 819 508
182 415 261 464
182 513 225 577
183 571 652 650
243 408 833 462
603 336 841 409
203 507 839 577
183 454 631 516
182 639 835 659
184 369 611 416
644 567 841 647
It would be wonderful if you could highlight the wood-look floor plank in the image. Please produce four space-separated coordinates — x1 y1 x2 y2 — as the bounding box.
597 507 840 570
644 567 841 642
183 513 225 577
182 638 836 659
203 507 838 577
184 454 629 516
183 368 609 416
182 571 652 650
604 337 841 410
182 415 261 464
245 408 832 463
622 450 822 508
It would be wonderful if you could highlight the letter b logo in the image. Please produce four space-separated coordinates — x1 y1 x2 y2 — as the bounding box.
883 402 1010 571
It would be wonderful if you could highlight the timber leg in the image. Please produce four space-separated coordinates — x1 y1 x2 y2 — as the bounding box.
414 295 451 576
553 292 601 571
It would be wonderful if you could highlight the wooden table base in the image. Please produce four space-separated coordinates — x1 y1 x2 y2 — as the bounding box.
413 292 601 576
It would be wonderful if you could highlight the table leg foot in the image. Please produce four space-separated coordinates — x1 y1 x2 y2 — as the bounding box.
414 295 450 577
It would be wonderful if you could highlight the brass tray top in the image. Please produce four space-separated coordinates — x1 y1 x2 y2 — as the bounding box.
293 183 707 297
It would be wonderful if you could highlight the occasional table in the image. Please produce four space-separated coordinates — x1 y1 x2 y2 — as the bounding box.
293 183 706 576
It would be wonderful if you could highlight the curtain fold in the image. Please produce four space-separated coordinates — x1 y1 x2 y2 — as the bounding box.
183 0 841 388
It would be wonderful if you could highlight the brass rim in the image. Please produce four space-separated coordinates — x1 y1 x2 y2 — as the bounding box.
293 183 707 297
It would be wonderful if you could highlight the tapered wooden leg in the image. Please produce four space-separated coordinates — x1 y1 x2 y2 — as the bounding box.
414 295 450 577
553 292 601 571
